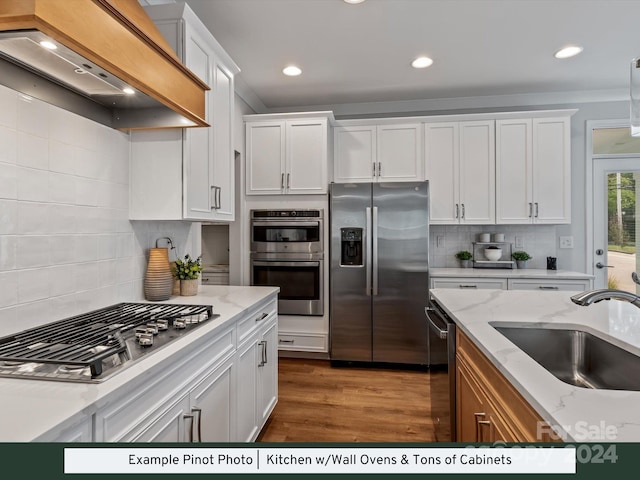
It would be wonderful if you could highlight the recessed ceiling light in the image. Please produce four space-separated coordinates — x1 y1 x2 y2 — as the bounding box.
122 87 135 95
283 65 302 76
554 45 583 59
344 0 366 4
411 56 434 69
39 40 57 50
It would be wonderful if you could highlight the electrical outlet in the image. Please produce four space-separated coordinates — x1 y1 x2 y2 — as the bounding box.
559 236 574 249
436 236 444 248
515 236 524 249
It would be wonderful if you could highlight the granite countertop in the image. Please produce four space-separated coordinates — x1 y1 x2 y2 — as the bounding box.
430 268 594 279
430 288 640 442
0 285 278 442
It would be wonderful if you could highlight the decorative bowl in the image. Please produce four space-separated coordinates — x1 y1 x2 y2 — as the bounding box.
483 248 502 261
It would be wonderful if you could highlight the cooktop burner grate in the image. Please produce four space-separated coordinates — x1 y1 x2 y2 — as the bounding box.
0 303 213 379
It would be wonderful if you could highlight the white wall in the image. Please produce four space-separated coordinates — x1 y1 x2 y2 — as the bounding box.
0 84 198 337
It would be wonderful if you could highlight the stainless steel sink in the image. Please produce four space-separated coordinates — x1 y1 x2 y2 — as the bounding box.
493 326 640 391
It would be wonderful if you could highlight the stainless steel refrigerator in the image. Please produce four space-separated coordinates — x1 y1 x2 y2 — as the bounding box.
329 181 429 365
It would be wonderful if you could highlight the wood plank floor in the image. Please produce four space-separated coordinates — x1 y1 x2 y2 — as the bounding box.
257 358 435 442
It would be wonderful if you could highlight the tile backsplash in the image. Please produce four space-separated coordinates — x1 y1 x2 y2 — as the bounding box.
0 85 198 337
430 225 558 269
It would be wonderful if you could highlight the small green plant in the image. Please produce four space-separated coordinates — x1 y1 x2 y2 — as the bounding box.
455 250 473 261
173 254 203 280
512 251 532 261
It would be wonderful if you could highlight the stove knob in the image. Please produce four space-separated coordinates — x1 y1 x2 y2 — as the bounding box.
146 323 159 335
156 319 169 331
174 319 187 329
138 333 154 347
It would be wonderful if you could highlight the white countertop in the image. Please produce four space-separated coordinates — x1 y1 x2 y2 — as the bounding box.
430 288 640 442
0 285 278 442
431 268 593 279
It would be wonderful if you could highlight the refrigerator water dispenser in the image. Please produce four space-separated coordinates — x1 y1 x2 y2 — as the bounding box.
340 228 363 266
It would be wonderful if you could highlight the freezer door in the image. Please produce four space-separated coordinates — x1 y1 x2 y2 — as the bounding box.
372 182 429 364
329 183 373 361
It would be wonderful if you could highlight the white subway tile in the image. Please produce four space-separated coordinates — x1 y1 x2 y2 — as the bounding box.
18 268 50 303
75 147 101 179
16 236 50 269
48 294 77 322
16 94 49 138
48 264 76 297
48 205 77 234
75 262 99 291
0 199 18 234
0 236 16 271
116 257 134 282
74 235 98 263
16 166 49 202
48 107 79 145
98 234 118 260
75 177 99 206
0 306 18 337
98 259 117 287
0 86 17 129
0 162 17 200
14 299 54 332
17 132 49 170
17 202 49 234
0 126 17 165
49 140 77 175
117 233 133 258
0 271 18 307
48 172 76 205
49 235 75 265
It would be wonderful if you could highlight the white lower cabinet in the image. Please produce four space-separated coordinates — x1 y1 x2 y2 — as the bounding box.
93 294 278 443
431 276 592 291
431 278 507 290
507 278 591 291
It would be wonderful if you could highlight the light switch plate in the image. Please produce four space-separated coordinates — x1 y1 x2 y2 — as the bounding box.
559 236 574 249
436 236 444 248
515 236 524 249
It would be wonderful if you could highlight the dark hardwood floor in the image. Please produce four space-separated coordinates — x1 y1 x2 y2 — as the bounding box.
257 358 435 442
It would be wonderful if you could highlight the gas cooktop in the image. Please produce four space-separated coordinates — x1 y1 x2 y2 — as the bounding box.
0 302 218 383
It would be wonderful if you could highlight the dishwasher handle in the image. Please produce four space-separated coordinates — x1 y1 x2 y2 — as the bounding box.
425 306 448 340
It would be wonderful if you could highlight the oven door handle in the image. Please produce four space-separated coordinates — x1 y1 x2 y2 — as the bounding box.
251 221 320 227
252 261 320 267
425 306 449 340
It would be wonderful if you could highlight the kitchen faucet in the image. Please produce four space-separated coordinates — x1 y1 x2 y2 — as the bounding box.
570 272 640 309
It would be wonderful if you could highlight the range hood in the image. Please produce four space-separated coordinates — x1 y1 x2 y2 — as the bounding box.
0 0 209 130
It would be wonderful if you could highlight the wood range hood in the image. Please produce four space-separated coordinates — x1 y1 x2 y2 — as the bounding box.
0 0 209 130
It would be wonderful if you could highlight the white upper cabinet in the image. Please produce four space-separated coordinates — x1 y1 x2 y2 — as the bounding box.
129 3 239 221
245 113 333 195
496 115 571 224
426 121 495 224
333 123 423 183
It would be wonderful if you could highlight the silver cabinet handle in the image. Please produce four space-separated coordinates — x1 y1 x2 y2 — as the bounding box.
263 340 268 364
596 262 613 269
210 186 216 210
455 204 459 219
281 173 285 189
279 338 294 344
216 186 221 209
373 162 376 177
535 202 539 218
286 173 290 189
378 162 382 176
258 340 267 367
202 277 210 283
184 413 195 442
538 286 559 290
459 284 478 289
461 203 465 219
191 407 202 442
424 307 447 339
528 202 533 218
255 312 269 322
372 206 379 296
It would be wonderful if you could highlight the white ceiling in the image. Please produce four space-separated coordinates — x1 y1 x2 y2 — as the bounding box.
181 0 640 114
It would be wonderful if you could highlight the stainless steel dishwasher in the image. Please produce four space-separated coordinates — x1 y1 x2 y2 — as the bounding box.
426 296 457 442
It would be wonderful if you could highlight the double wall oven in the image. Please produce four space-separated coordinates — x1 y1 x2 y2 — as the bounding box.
250 210 324 316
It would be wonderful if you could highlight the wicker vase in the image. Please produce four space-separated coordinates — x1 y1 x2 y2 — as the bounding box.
180 279 199 296
144 248 173 301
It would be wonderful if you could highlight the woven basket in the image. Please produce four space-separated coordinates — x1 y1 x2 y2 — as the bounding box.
180 279 198 296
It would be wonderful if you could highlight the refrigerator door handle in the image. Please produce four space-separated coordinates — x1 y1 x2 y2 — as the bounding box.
372 206 379 296
366 207 372 296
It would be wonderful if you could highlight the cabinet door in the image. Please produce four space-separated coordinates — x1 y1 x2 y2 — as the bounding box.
496 119 533 224
236 333 259 442
333 125 376 183
131 394 190 442
459 121 495 224
190 355 235 442
533 117 571 224
257 319 278 429
286 119 328 194
377 124 423 182
183 21 215 220
456 359 486 442
211 61 235 220
425 123 460 224
246 121 286 194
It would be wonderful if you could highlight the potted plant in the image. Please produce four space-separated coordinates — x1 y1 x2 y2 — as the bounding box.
512 251 532 269
455 250 473 268
173 254 203 296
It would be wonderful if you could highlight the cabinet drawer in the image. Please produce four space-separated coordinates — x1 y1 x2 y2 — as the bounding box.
507 279 591 291
278 332 327 352
202 273 229 285
237 297 278 345
431 278 507 290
